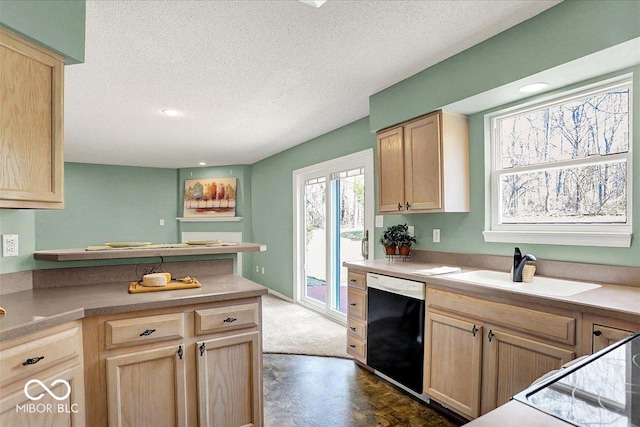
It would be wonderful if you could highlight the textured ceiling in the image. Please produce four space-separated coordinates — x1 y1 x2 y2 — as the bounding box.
64 0 560 169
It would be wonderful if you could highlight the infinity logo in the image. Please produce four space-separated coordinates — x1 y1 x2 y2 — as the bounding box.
24 379 71 401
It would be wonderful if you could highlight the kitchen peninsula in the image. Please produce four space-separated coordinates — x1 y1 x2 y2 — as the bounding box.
0 244 268 427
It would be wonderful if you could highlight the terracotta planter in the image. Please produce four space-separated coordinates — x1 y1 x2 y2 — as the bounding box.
384 244 397 255
398 245 412 256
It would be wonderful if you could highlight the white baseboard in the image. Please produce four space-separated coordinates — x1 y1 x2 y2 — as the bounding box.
266 289 294 303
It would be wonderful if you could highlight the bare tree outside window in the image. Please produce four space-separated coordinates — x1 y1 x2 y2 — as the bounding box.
494 81 630 225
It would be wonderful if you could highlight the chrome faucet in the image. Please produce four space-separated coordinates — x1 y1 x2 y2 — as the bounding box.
513 247 536 282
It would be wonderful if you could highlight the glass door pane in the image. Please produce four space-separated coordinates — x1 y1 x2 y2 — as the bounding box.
331 169 365 314
304 177 326 305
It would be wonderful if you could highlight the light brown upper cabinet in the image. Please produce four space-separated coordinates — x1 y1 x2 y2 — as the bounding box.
1 29 65 209
377 110 469 214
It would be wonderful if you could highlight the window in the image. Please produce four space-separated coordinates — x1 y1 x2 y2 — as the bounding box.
484 78 632 247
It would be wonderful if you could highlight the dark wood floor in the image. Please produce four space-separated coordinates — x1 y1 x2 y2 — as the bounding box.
263 354 461 427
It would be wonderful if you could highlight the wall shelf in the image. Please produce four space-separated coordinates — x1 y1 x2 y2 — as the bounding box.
177 217 244 222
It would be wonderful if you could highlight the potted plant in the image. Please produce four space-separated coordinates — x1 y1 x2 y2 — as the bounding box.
379 223 402 255
397 231 417 256
380 223 416 256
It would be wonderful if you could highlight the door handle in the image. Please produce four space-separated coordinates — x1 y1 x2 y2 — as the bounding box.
361 230 369 260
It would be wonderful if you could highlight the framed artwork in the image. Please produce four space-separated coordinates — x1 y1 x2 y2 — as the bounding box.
183 178 237 218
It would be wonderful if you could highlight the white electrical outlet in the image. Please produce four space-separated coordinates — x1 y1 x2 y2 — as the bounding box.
159 219 165 226
2 234 19 257
432 229 441 243
375 215 384 228
256 265 259 273
407 225 415 236
261 267 265 274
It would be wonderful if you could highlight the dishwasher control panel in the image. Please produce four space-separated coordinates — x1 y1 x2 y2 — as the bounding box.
366 273 425 300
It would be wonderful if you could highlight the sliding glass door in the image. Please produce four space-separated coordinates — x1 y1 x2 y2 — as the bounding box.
293 150 373 322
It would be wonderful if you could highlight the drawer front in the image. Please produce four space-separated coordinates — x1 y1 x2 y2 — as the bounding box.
0 326 81 386
427 288 576 345
195 303 259 335
347 317 366 341
347 288 367 321
347 271 366 291
347 336 366 363
105 313 184 349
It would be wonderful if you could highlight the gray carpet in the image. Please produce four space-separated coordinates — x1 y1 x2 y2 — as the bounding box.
262 293 351 359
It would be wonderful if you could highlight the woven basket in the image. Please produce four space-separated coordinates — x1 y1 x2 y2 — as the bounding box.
522 264 536 283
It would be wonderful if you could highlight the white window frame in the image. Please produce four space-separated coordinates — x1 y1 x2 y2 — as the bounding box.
483 77 633 248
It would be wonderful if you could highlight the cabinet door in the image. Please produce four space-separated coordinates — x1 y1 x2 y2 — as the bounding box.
484 329 574 413
0 29 64 209
0 364 85 427
592 324 634 353
106 345 187 427
424 311 482 419
196 332 262 427
404 113 442 211
377 126 405 213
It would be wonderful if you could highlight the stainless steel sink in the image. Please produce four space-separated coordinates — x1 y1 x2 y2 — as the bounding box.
440 270 601 297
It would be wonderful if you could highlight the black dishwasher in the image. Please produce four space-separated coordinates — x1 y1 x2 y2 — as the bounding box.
366 273 425 394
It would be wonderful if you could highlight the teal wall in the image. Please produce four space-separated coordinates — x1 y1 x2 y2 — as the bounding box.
369 0 640 132
2 1 639 297
248 0 640 298
383 66 640 268
2 163 179 274
249 117 373 297
0 209 35 273
35 163 179 251
178 165 254 278
0 163 253 275
0 0 85 64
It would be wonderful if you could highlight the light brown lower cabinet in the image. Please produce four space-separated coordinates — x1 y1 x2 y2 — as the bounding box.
424 311 482 419
106 345 188 427
0 322 86 426
0 364 85 427
581 313 639 354
424 289 576 419
482 328 574 411
84 298 263 427
346 271 367 363
196 332 261 427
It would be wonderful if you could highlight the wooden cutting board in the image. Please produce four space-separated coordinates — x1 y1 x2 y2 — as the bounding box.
128 278 201 293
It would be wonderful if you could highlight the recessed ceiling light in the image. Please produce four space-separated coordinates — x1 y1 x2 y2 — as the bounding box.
300 0 327 7
519 82 549 93
199 162 206 166
161 109 181 116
